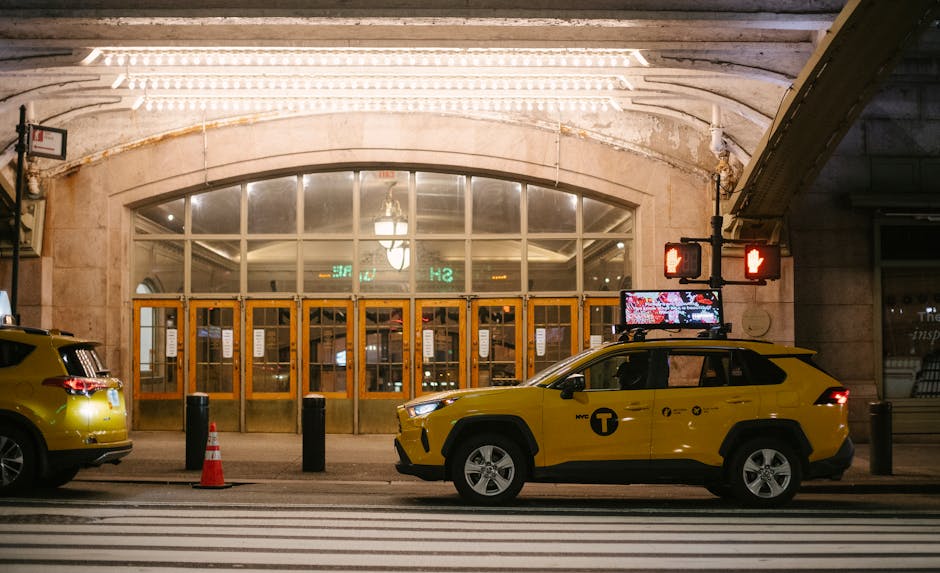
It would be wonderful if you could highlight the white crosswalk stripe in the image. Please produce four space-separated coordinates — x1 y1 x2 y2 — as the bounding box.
1 502 939 571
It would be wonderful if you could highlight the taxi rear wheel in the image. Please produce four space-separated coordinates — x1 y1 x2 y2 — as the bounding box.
451 433 526 505
729 438 801 507
0 425 37 494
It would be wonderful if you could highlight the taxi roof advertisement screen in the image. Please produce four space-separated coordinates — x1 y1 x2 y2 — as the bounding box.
620 290 722 329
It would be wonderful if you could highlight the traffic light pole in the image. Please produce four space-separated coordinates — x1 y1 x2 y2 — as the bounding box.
678 173 767 288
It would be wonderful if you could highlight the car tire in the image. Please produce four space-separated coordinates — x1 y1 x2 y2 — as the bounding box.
38 466 80 488
729 438 801 508
0 425 37 495
451 433 526 505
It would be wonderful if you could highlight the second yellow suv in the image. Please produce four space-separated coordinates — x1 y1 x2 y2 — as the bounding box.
0 325 132 494
395 337 853 507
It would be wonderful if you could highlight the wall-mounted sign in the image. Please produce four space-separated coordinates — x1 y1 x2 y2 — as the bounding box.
28 124 67 160
478 329 490 359
428 266 454 283
222 329 234 359
253 329 266 358
166 328 178 358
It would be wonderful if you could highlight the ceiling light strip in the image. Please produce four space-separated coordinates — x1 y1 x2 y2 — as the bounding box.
85 47 650 69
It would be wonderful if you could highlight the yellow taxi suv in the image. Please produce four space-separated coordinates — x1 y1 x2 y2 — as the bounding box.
0 325 132 493
395 290 853 507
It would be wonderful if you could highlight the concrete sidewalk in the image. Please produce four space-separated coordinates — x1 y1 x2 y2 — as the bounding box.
78 431 940 492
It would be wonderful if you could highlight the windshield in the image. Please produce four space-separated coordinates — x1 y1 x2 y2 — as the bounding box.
521 345 609 387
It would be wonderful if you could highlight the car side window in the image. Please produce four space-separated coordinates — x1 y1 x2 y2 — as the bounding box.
0 340 35 368
581 351 650 391
737 350 787 386
664 350 734 388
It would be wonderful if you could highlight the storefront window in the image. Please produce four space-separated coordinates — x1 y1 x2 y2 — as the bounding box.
415 240 465 293
527 185 576 233
302 240 354 293
471 239 521 292
247 240 297 293
304 172 354 234
191 239 241 293
416 172 465 234
528 238 577 291
136 198 184 235
583 238 632 292
472 177 521 234
192 185 240 234
584 196 633 233
133 240 183 294
882 267 940 399
247 177 297 234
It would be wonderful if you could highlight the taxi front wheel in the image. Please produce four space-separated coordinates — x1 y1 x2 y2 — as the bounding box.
729 438 802 507
451 433 526 505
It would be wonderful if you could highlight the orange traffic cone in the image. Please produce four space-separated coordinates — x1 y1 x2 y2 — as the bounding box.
193 422 232 489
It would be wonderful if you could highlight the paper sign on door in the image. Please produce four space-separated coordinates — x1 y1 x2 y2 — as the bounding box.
478 330 490 359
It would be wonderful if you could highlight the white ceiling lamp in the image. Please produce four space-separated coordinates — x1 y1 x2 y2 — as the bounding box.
373 181 407 250
385 242 411 271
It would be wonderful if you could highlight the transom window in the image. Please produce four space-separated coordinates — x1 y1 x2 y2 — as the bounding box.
132 169 634 295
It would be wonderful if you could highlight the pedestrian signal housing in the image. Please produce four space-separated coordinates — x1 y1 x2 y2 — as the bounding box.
743 243 781 281
663 242 702 279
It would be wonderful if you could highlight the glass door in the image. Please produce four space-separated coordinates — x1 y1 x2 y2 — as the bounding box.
471 299 522 387
246 300 296 432
189 300 240 431
527 298 579 377
133 300 184 430
415 299 466 395
358 299 410 433
303 299 354 433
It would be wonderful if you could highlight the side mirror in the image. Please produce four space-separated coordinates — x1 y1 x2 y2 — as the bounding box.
559 373 585 399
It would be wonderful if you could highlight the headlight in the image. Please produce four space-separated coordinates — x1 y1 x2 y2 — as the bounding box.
406 398 457 418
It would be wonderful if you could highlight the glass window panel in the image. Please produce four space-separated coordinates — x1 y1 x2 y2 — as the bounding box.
360 170 410 236
416 172 465 234
415 240 465 293
136 198 184 235
133 240 183 294
191 239 241 293
362 304 406 394
192 185 241 234
528 238 577 291
193 305 236 394
247 176 297 234
882 267 940 399
471 240 521 292
138 305 180 395
359 241 411 294
418 303 462 393
527 185 576 233
302 240 354 293
583 196 634 233
583 238 633 292
307 305 349 393
472 177 520 234
247 240 297 293
250 306 292 393
304 172 354 233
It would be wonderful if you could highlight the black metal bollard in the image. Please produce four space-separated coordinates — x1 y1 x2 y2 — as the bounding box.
302 394 326 472
869 401 893 475
185 393 210 470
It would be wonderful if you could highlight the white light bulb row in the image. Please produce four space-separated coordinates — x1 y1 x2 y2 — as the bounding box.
132 95 622 113
87 47 650 69
117 73 631 92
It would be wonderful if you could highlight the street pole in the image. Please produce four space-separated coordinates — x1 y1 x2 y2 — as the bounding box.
709 173 724 290
11 105 26 324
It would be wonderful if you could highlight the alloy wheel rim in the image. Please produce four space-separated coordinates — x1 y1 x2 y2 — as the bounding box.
742 447 792 499
0 436 25 486
464 444 515 496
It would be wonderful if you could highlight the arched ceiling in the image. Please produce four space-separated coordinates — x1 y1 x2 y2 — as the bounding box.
5 0 936 249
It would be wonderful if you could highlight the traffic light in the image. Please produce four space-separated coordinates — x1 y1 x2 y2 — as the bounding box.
663 242 702 279
743 243 781 281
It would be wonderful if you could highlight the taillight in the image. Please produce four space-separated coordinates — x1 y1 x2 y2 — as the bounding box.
42 376 110 395
815 386 850 405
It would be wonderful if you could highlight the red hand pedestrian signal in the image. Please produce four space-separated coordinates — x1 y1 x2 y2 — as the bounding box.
743 244 781 280
663 242 701 279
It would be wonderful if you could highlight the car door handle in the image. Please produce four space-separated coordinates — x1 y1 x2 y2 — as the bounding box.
725 397 752 404
624 402 650 411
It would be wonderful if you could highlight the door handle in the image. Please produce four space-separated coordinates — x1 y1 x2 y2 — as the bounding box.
624 402 650 411
725 397 752 404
